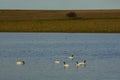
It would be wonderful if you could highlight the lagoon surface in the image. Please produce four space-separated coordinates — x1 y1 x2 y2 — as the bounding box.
0 33 120 80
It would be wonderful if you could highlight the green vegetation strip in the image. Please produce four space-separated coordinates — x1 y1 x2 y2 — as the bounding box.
0 19 120 33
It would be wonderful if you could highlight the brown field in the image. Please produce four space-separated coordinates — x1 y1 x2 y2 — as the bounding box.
0 10 120 33
0 10 120 20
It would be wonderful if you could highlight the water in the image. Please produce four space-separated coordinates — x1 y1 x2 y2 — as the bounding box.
0 33 120 80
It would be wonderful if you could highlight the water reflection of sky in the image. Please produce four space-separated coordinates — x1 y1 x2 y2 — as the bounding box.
0 33 120 80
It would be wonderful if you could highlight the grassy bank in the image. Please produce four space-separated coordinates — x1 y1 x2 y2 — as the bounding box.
0 19 120 33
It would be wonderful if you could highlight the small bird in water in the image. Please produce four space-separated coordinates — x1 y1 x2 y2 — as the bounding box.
16 61 25 65
75 60 86 67
78 60 86 65
55 60 60 64
68 54 74 60
75 61 81 67
63 62 70 68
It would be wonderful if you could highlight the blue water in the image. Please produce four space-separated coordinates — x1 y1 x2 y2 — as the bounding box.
0 33 120 80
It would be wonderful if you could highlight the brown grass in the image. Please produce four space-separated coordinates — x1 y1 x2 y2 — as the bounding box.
0 19 120 33
0 10 120 20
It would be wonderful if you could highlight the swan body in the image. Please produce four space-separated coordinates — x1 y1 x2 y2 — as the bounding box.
68 55 74 60
16 61 25 65
76 60 86 67
55 60 60 64
79 60 86 65
76 61 81 67
63 62 70 67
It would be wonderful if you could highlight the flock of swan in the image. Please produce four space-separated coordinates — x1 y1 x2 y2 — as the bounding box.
55 54 86 68
15 54 86 67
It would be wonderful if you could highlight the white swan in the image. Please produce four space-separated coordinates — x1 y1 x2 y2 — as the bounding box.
63 62 70 67
78 60 86 65
16 61 25 65
76 60 86 67
55 60 60 64
75 61 81 67
68 55 74 60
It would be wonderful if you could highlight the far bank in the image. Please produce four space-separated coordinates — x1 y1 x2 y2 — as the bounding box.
0 10 120 20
